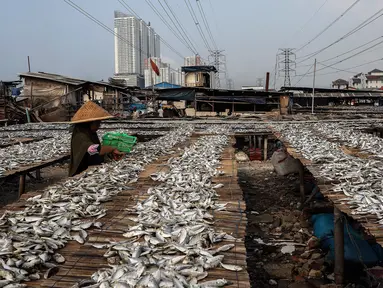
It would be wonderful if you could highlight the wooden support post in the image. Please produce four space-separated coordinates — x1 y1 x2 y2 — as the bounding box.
258 136 262 150
18 174 26 198
334 207 344 286
194 95 197 118
36 169 41 180
26 172 36 180
298 162 305 204
263 136 268 160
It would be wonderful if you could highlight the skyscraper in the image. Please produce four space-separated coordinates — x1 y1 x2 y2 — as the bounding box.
114 11 160 78
184 55 201 67
114 11 140 75
139 20 149 75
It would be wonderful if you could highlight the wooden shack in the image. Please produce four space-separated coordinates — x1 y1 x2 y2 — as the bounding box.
19 72 128 122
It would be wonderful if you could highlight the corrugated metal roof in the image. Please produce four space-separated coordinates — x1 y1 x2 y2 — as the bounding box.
19 72 86 86
19 72 128 90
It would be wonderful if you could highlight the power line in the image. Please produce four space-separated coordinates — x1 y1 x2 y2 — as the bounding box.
163 0 200 53
297 8 383 63
63 0 144 54
321 36 383 63
294 64 314 86
284 0 329 46
64 0 183 76
117 0 140 18
184 0 212 51
117 0 185 60
156 0 199 54
296 35 383 69
196 0 218 50
310 39 383 74
144 0 197 55
295 57 383 77
295 0 360 53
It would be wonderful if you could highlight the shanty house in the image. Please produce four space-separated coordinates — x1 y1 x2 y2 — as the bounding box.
19 72 128 121
182 66 217 88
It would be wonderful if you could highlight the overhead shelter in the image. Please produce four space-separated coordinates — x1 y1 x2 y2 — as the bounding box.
19 72 129 121
153 87 291 115
281 86 383 107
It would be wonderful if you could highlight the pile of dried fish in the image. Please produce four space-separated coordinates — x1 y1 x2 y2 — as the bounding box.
0 134 71 176
0 123 69 131
0 125 193 286
195 123 271 135
313 122 383 156
0 130 63 140
77 135 238 288
272 123 383 222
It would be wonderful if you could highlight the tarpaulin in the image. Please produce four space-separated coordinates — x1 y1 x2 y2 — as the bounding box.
156 89 196 101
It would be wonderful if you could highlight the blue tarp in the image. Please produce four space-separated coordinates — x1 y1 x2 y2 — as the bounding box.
154 82 182 89
312 214 383 266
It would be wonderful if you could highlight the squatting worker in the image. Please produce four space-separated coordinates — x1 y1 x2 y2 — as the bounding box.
68 101 125 177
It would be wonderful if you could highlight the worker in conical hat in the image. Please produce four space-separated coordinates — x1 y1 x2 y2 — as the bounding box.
68 101 124 177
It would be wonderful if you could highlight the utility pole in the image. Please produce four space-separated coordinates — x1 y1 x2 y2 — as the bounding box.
312 58 317 114
27 56 31 72
209 50 227 89
278 48 296 88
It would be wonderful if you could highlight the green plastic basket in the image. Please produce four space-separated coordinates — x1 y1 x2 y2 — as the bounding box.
102 132 137 153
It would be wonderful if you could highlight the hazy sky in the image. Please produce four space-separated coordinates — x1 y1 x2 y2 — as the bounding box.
1 0 382 89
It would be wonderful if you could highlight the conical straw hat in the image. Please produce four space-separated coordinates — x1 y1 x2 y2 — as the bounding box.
71 101 113 123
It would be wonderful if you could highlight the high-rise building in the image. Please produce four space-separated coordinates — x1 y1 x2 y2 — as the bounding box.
147 26 160 58
184 55 202 67
114 11 140 75
144 59 176 87
114 11 160 79
171 69 185 86
139 20 149 75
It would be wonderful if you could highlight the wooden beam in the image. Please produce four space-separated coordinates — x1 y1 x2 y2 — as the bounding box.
36 169 41 180
263 136 268 160
18 174 26 198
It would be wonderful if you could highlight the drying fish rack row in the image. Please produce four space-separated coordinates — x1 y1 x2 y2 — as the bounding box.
272 130 383 245
2 135 251 287
271 128 383 284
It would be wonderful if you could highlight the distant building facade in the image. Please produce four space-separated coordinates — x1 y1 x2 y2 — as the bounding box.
366 69 383 89
332 79 349 89
184 55 202 67
171 69 185 86
350 69 383 89
114 11 160 86
350 73 367 89
144 58 175 87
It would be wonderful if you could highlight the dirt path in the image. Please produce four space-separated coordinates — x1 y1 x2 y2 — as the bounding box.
239 161 331 288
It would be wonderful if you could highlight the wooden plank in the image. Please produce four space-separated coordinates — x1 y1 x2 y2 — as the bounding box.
25 136 250 287
271 129 383 249
2 154 70 179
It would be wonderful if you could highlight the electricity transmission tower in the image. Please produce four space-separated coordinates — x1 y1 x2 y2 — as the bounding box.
227 79 234 90
209 50 227 89
278 48 296 87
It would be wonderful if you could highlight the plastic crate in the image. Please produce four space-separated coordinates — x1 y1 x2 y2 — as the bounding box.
102 132 137 153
